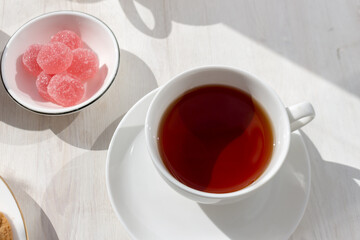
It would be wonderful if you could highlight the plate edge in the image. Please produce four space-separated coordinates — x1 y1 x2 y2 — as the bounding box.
0 176 29 240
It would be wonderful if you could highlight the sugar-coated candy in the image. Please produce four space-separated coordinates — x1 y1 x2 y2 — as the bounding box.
51 30 82 50
22 44 43 76
36 71 53 101
37 42 73 74
47 73 85 107
67 48 99 80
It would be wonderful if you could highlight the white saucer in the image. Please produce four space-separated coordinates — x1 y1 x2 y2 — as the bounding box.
0 176 28 240
106 89 311 240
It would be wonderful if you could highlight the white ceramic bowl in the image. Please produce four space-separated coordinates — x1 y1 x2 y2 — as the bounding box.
0 11 120 115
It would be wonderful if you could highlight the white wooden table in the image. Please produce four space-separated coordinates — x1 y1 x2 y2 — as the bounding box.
1 0 359 239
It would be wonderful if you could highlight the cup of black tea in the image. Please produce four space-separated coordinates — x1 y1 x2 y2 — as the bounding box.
145 66 315 204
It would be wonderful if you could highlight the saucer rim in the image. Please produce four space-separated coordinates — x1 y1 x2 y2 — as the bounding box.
106 89 158 240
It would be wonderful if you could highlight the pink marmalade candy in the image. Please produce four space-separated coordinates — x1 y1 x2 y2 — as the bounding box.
47 73 85 107
67 48 99 80
51 30 82 50
36 71 53 101
22 44 43 76
37 42 73 74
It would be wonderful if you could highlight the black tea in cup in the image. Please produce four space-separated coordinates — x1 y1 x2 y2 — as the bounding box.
158 85 274 193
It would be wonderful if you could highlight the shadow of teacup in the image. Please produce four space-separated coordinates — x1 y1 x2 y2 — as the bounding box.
291 132 360 239
118 0 360 100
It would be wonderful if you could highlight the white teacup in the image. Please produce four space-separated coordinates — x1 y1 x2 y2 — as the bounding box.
145 66 315 204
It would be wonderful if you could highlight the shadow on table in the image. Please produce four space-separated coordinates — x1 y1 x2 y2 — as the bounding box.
52 49 158 150
0 78 79 145
89 48 158 150
4 177 59 240
42 152 121 239
67 0 104 2
1 35 158 150
0 30 9 52
291 132 360 239
118 0 360 98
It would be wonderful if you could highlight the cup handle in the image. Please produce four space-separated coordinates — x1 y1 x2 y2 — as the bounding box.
286 102 315 132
